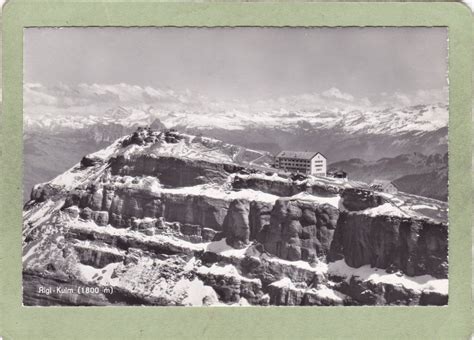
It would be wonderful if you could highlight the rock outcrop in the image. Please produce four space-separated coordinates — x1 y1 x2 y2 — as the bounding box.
29 183 62 203
340 188 386 211
232 174 340 197
329 212 448 278
163 194 229 231
110 155 241 187
22 128 449 306
258 199 339 261
223 199 251 248
50 161 448 280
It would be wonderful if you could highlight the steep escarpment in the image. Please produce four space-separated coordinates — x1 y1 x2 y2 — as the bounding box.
257 199 339 261
60 181 340 262
232 173 342 197
54 175 445 278
329 212 448 278
23 128 449 306
109 155 242 188
232 173 386 211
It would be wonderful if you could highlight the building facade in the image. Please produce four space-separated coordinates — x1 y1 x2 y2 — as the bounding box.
275 151 327 176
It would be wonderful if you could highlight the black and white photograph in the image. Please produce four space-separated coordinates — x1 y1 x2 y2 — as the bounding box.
22 27 449 306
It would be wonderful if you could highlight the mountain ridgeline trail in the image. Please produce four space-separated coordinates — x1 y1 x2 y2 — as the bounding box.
23 128 448 306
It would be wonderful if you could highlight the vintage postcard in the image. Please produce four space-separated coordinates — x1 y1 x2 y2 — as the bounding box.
1 2 472 339
22 26 449 307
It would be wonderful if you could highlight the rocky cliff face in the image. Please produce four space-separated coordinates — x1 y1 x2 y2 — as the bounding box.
22 120 167 203
329 212 448 278
257 199 339 262
23 128 449 306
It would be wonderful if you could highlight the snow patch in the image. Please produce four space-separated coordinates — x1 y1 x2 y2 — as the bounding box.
77 262 121 285
49 162 109 191
270 277 345 303
174 277 219 306
195 263 261 284
260 253 328 274
360 203 409 218
73 239 126 257
313 286 345 302
204 238 252 258
290 192 340 208
23 198 65 228
70 220 207 252
328 259 448 295
270 277 295 289
161 184 279 204
410 204 439 211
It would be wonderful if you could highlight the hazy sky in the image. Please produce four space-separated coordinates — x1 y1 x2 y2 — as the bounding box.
24 27 447 101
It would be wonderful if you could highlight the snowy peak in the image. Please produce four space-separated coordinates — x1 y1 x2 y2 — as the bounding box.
42 128 274 192
105 106 131 119
24 83 448 136
109 128 273 166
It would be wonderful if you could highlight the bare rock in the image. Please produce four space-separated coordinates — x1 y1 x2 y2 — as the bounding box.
259 199 339 261
80 207 93 220
328 212 448 278
341 188 385 211
93 211 109 226
224 199 251 248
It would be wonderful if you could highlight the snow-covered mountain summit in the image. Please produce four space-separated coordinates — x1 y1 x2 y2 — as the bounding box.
24 83 448 136
23 83 449 203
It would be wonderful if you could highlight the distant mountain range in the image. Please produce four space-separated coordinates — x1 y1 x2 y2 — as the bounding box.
25 84 448 139
23 83 448 202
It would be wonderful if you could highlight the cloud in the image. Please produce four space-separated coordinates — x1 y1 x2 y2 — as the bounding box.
23 83 448 119
375 87 448 108
321 87 354 102
24 83 58 106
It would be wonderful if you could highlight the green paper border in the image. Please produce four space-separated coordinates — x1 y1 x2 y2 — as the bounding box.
1 2 472 339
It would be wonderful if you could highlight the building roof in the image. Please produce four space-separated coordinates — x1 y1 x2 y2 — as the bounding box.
276 151 325 160
329 169 347 175
370 180 398 189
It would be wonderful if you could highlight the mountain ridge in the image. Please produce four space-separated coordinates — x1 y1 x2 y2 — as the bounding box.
23 83 449 202
25 83 448 136
329 152 448 201
23 128 449 306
